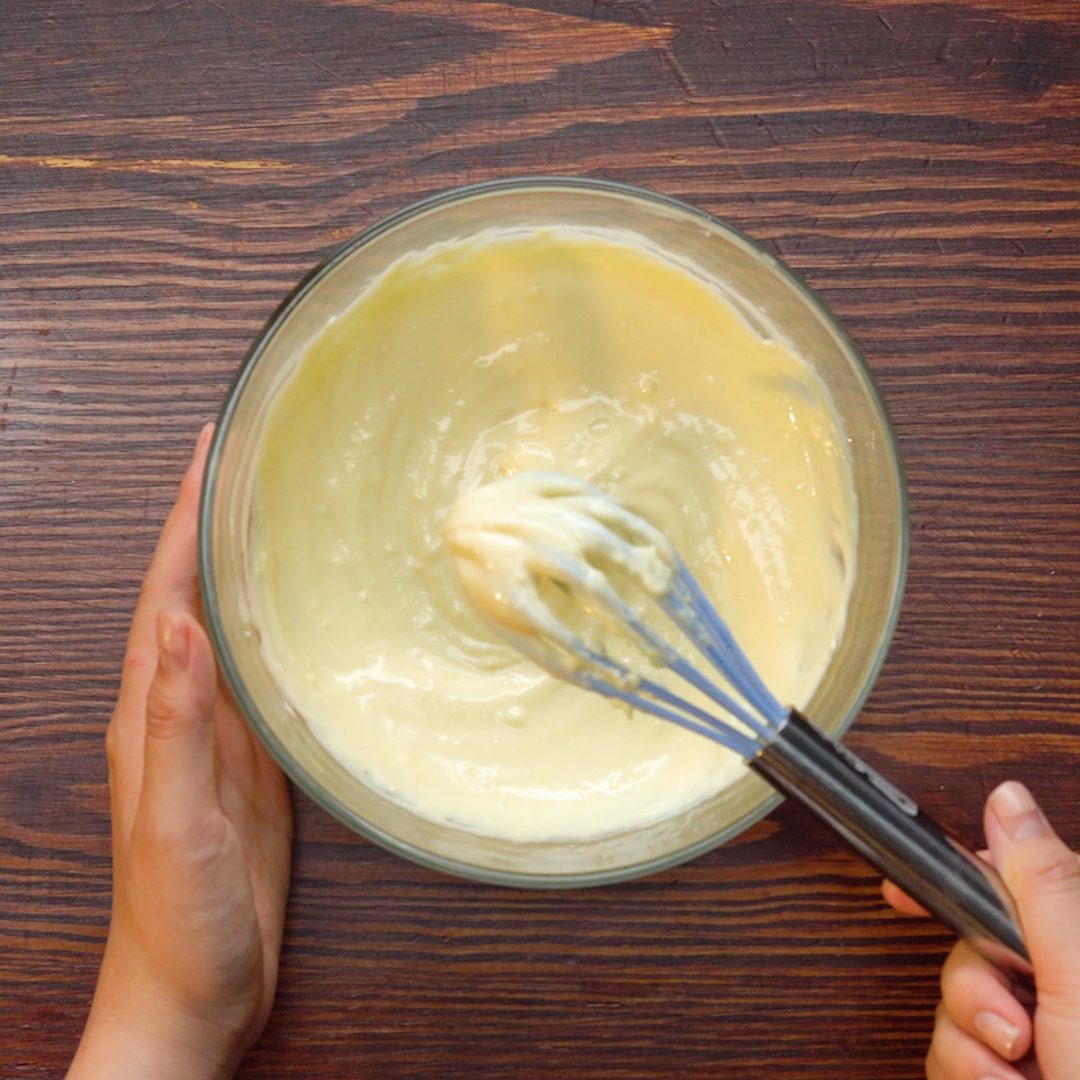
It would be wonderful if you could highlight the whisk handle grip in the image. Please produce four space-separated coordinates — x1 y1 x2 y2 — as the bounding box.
753 710 1032 987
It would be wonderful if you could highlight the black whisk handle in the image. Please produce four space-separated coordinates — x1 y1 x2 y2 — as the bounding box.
752 710 1032 988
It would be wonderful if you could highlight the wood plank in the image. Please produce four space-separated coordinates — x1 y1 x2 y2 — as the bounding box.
2 1 1078 1076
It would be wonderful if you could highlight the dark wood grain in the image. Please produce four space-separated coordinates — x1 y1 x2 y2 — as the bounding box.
2 0 1079 1076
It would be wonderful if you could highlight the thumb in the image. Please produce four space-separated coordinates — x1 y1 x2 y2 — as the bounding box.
986 781 1080 1007
142 610 218 822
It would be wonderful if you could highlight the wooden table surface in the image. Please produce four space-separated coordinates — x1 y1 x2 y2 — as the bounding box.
3 1 1079 1076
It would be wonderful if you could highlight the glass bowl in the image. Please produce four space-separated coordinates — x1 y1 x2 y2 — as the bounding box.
198 178 908 887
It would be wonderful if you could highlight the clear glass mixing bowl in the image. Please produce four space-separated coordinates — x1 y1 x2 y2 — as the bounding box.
199 177 908 887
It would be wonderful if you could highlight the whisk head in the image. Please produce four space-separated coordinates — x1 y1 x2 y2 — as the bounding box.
443 471 788 759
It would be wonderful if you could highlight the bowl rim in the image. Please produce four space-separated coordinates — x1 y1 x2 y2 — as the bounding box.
198 175 910 888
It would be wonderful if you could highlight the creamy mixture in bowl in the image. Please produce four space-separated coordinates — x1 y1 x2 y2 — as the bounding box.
199 179 907 884
249 226 856 843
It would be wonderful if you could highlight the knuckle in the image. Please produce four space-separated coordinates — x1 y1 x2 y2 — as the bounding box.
135 804 188 852
135 805 225 862
1027 846 1080 893
939 942 993 1009
122 646 155 683
145 686 188 741
939 945 967 997
1037 984 1080 1023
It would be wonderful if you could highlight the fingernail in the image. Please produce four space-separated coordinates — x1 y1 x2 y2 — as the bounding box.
196 421 214 453
989 781 1048 842
974 1010 1020 1059
157 611 189 673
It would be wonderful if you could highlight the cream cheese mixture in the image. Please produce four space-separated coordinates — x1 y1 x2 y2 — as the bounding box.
443 471 678 664
250 226 857 842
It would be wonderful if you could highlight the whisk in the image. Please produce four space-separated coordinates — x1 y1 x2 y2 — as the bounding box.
444 471 1032 984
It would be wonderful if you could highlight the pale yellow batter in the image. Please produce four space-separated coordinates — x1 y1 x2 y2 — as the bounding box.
250 226 856 842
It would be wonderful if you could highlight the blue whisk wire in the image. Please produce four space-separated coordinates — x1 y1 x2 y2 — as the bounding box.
511 550 788 761
582 671 762 759
663 561 787 728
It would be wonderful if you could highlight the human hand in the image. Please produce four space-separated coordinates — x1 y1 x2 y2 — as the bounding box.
884 781 1080 1080
69 424 293 1080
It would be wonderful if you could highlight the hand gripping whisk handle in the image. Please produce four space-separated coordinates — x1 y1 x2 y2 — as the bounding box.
753 711 1033 987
